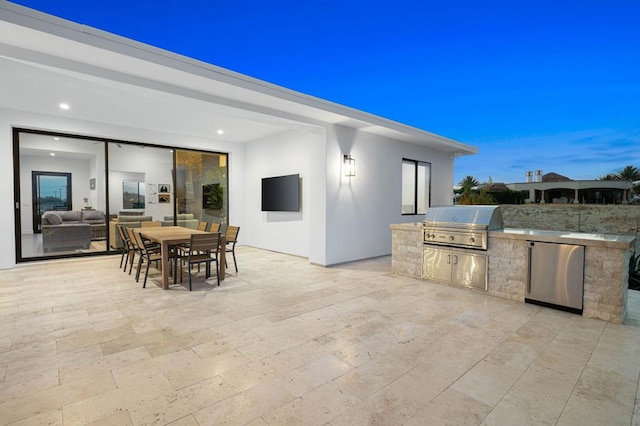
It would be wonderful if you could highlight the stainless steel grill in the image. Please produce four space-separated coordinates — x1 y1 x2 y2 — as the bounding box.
422 205 503 250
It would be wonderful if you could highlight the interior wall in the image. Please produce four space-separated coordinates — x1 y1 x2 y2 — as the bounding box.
0 107 248 269
323 124 453 265
107 145 174 220
19 155 91 234
245 129 311 257
107 171 146 214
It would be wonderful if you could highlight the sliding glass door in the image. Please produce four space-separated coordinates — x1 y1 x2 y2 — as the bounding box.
16 131 107 259
175 149 228 232
106 143 173 250
14 129 229 261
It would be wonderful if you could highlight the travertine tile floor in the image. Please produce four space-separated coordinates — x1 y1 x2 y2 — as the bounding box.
0 247 639 425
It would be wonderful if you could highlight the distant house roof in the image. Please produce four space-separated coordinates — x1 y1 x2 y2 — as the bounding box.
542 172 572 182
481 183 510 191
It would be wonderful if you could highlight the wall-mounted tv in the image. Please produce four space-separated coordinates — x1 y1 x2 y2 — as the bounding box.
261 174 300 212
203 183 223 210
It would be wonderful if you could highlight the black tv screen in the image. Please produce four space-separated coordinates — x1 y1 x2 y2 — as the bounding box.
203 184 223 210
261 174 300 212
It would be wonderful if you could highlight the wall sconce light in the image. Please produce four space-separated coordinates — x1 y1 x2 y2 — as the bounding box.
343 154 356 177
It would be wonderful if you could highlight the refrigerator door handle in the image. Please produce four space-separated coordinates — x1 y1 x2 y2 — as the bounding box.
527 245 533 294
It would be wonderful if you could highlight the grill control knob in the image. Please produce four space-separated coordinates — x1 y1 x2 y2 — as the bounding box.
469 237 475 243
449 236 455 241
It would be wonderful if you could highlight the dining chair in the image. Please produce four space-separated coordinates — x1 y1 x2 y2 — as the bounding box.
224 225 240 273
197 221 208 231
184 232 221 290
125 227 141 275
132 230 163 288
209 222 220 233
116 224 133 271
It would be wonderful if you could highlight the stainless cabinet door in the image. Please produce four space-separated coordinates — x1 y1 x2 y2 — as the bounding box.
452 252 488 290
422 248 452 282
527 241 584 310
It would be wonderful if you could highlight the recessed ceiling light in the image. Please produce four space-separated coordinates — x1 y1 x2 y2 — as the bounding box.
59 103 70 110
217 129 224 135
50 153 56 156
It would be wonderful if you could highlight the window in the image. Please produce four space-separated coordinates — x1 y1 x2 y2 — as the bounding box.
122 180 145 209
31 171 72 233
402 159 431 214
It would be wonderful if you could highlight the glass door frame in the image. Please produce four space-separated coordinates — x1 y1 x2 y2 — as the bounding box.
13 128 112 262
13 127 230 263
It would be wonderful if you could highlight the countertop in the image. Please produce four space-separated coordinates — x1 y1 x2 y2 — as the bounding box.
390 223 636 249
491 228 636 249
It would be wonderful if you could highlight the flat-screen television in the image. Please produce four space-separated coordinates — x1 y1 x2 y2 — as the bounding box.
261 174 300 212
202 184 223 210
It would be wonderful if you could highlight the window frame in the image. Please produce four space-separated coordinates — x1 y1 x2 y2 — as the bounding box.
122 180 145 209
401 158 431 215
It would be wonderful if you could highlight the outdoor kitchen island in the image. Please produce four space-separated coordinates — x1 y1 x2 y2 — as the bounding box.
391 222 636 324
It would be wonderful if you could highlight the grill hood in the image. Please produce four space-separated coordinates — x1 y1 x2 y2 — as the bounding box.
423 205 503 230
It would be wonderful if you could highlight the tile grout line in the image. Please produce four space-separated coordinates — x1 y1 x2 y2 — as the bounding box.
552 319 608 425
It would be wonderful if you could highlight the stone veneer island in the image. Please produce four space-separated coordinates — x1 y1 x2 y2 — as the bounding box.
391 223 637 324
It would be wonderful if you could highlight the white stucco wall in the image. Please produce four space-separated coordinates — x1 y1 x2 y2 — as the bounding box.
244 129 313 258
323 124 453 265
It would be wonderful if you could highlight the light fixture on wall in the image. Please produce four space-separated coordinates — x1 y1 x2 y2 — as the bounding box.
343 154 355 177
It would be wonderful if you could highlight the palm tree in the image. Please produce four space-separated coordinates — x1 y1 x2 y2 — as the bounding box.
458 176 479 194
597 173 619 181
457 176 496 205
617 165 640 182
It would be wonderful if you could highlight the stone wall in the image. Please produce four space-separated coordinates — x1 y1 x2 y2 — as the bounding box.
486 237 527 302
500 204 640 249
583 246 631 323
391 225 423 278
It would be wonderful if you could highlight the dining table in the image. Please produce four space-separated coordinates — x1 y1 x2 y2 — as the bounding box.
137 226 225 289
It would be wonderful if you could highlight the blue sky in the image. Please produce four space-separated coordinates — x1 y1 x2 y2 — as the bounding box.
11 0 640 184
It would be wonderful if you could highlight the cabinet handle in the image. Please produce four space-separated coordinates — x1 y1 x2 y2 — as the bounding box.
447 254 451 264
527 246 532 294
453 255 458 265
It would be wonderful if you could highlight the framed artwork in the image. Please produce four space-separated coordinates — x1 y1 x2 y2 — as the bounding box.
159 184 170 194
185 181 194 200
158 194 170 203
89 178 96 190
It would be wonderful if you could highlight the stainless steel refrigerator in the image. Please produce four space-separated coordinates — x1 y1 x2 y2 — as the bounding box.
526 241 585 314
